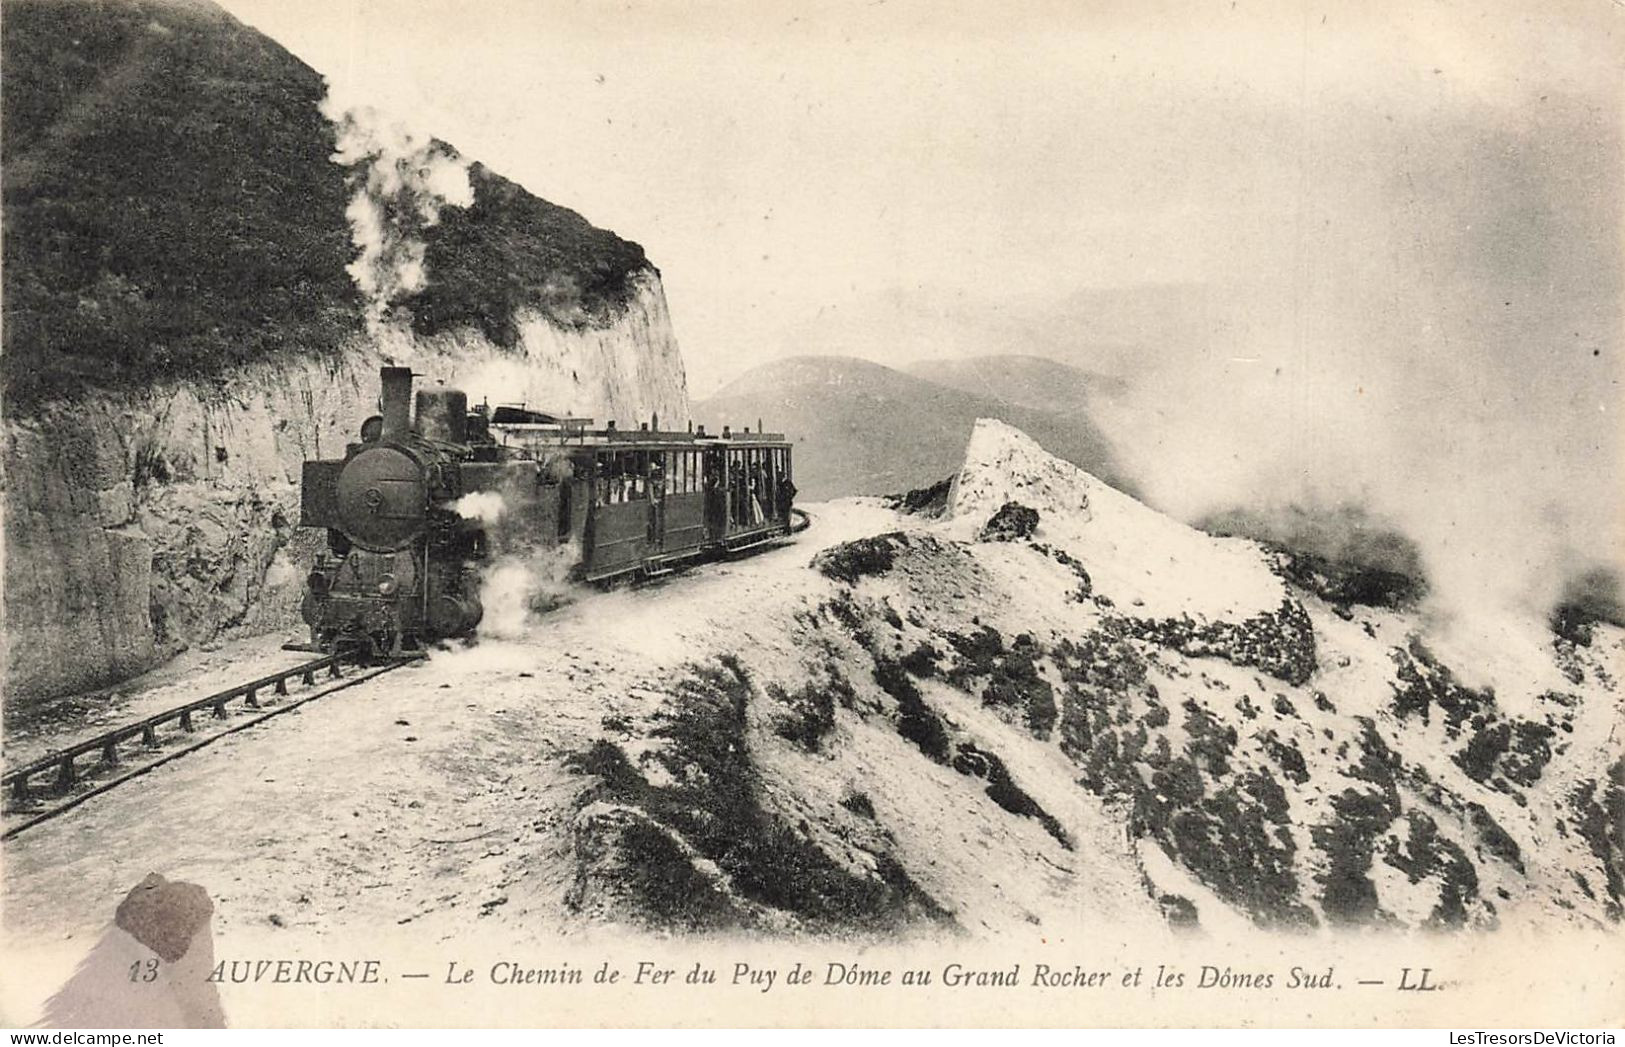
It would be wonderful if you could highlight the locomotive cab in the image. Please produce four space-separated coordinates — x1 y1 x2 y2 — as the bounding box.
298 368 488 657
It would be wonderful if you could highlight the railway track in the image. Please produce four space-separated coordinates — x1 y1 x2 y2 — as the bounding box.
2 516 814 840
2 651 415 841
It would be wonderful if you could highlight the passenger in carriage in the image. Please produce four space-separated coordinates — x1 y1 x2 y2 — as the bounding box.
754 463 771 521
730 461 746 524
619 455 637 502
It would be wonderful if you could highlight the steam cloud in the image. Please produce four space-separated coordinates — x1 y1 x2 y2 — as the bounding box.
320 87 473 335
451 491 507 524
477 544 581 640
451 489 577 638
1081 89 1623 664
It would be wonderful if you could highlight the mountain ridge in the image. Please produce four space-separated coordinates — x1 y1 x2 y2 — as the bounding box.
696 353 1136 501
0 0 652 412
900 353 1130 410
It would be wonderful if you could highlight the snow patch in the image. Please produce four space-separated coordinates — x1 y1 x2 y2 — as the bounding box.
1421 608 1576 720
945 419 1284 623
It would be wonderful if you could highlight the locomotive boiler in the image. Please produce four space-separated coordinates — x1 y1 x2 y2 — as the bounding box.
297 367 795 656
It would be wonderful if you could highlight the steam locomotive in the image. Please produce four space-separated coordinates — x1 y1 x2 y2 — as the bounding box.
297 367 795 655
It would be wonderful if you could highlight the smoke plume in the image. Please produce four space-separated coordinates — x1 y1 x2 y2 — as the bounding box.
1055 87 1625 669
451 489 578 638
451 491 507 525
320 87 473 335
477 544 581 640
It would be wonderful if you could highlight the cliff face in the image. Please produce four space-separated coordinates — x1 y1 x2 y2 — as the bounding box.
417 270 689 428
3 270 688 705
1 0 692 704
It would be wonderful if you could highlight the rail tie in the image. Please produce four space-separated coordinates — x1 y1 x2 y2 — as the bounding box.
1 651 374 820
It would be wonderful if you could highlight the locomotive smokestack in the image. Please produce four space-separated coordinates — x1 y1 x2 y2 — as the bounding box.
380 367 413 439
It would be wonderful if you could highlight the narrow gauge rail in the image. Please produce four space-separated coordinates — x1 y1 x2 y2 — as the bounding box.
2 652 415 840
2 511 810 841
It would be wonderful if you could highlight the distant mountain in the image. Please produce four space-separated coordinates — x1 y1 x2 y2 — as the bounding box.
694 355 1135 501
772 282 1233 381
900 354 1129 413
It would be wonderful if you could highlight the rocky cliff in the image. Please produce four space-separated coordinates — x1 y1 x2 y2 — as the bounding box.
3 273 687 705
1 0 690 704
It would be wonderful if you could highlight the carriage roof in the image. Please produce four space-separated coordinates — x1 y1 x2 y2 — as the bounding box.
489 422 789 450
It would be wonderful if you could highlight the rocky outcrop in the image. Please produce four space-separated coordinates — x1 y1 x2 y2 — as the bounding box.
1 0 693 706
2 270 688 705
565 420 1625 934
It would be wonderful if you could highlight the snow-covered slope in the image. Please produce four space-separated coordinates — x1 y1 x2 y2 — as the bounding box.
5 420 1620 955
947 418 1284 622
556 417 1621 933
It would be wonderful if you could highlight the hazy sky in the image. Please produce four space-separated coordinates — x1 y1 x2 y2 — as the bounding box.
217 0 1622 391
218 0 1621 629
